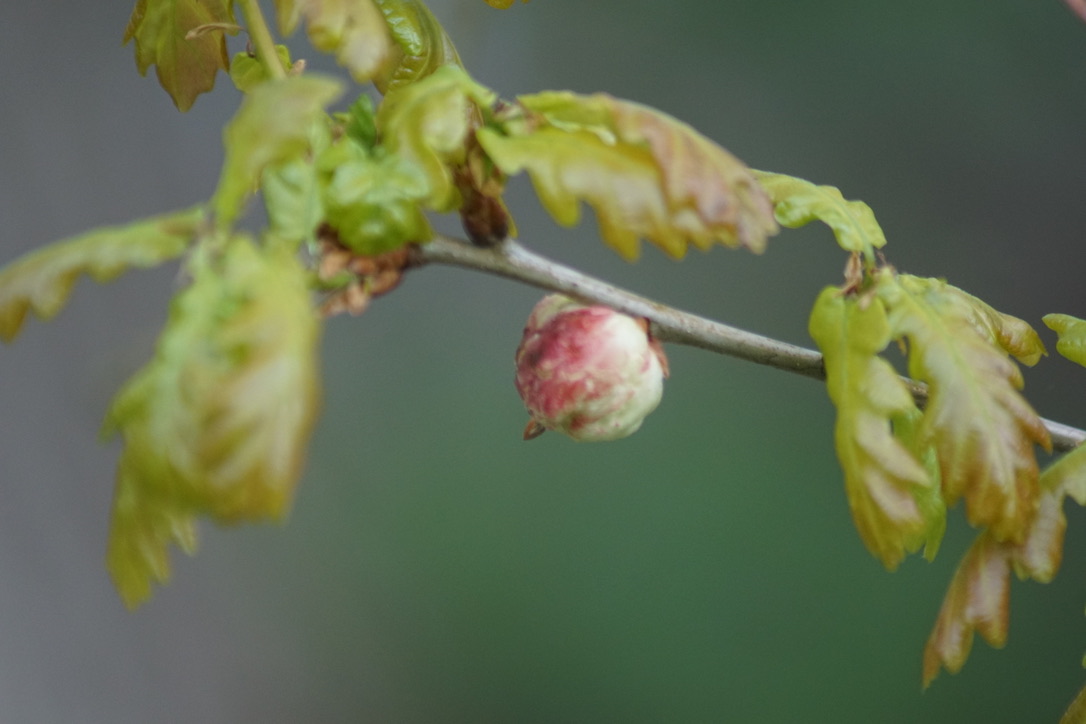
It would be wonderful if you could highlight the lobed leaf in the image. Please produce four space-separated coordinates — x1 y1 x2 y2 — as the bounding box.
124 0 235 111
922 533 1011 688
104 237 322 607
808 287 937 569
938 283 1047 366
923 487 1066 687
212 74 343 226
1043 313 1086 367
318 137 432 254
752 171 886 263
879 273 1050 542
0 206 205 343
376 65 496 212
480 92 777 260
374 0 465 93
277 0 395 83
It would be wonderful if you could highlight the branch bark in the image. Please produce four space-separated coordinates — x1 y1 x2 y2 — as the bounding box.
411 234 1086 454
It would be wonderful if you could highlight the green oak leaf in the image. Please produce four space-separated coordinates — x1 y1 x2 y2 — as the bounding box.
1043 313 1086 367
936 282 1047 366
891 407 947 561
229 45 293 93
752 171 886 264
373 0 465 93
318 137 432 254
878 272 1050 543
212 74 343 226
342 94 379 149
376 64 496 211
480 91 777 260
808 286 935 569
0 206 205 343
103 237 321 608
275 0 395 83
124 0 235 111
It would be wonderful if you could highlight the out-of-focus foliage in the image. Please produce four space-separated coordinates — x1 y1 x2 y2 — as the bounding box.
0 206 204 342
213 74 343 226
102 238 321 608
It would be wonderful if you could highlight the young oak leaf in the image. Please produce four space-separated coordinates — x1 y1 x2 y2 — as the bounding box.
376 64 496 212
922 487 1067 687
752 171 886 264
229 45 294 93
478 92 777 260
938 283 1047 366
124 0 235 111
103 237 321 607
808 287 936 569
318 135 432 254
212 74 343 226
1043 313 1086 367
372 0 465 94
0 206 205 343
879 273 1051 543
276 0 395 84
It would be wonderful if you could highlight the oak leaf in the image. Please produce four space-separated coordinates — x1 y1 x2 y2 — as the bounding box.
276 0 394 83
479 92 776 260
0 206 204 343
752 171 886 263
808 287 938 569
103 238 321 607
212 74 343 226
373 0 465 93
124 0 235 111
1044 313 1086 367
879 273 1050 542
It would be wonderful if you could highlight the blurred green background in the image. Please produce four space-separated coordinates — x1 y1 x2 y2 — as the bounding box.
2 1 1086 721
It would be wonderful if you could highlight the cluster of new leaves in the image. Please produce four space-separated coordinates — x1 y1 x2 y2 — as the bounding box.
0 0 799 606
803 252 1086 689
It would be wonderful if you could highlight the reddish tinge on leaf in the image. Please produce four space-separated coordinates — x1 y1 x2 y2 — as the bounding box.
125 0 235 111
923 488 1066 687
879 274 1050 543
479 91 777 260
922 533 1011 688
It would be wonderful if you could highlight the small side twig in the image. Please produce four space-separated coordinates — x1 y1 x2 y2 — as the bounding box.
411 235 1086 453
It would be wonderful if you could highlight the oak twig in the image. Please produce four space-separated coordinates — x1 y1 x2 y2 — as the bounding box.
412 235 1086 453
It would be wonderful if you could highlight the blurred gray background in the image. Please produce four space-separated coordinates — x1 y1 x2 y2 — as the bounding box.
2 1 1086 721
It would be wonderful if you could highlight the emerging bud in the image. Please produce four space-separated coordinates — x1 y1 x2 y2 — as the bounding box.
514 294 668 442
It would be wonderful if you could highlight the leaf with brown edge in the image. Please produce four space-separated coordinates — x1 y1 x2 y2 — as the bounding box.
103 237 321 607
922 532 1011 688
480 91 776 260
373 0 465 94
1044 314 1086 368
752 171 886 264
0 206 204 343
124 0 235 111
923 487 1067 687
938 283 1047 366
808 287 937 569
879 272 1050 543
